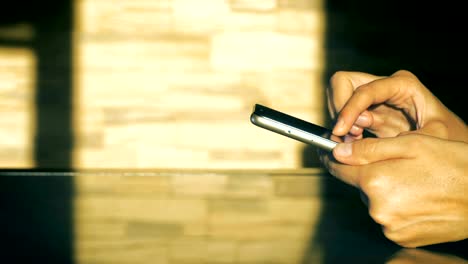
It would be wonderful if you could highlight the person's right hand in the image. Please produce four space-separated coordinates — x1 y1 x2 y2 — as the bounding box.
321 133 468 248
327 70 467 142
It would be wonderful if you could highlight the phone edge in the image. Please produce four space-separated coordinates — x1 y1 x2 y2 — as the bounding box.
250 113 337 151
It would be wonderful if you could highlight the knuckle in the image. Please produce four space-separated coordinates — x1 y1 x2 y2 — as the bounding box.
352 138 379 164
353 85 374 101
359 168 386 191
382 228 412 247
369 208 390 226
392 70 424 92
329 71 347 86
424 121 449 139
405 134 426 149
363 140 379 161
393 69 418 83
393 69 414 78
396 134 421 151
382 224 423 248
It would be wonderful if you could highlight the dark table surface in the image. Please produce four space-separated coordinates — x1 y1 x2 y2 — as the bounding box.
1 169 466 264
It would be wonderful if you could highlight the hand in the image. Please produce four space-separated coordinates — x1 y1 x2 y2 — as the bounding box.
327 70 467 142
320 134 468 248
386 249 468 264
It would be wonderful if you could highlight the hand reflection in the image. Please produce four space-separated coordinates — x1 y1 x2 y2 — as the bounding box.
386 249 467 264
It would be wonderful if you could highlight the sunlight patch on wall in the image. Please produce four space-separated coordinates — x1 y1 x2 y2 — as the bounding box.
73 0 325 169
0 47 36 168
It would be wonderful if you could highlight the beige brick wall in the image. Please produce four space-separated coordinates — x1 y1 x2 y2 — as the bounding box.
74 0 326 169
0 0 326 169
0 47 35 168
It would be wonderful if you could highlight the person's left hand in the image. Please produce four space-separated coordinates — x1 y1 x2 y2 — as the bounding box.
320 133 468 248
326 70 467 142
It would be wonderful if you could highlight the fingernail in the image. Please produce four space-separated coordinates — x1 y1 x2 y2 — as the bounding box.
334 143 352 157
344 135 355 143
333 118 345 134
356 114 370 126
350 125 361 134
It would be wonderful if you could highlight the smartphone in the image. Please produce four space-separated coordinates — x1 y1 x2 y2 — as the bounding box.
250 104 338 151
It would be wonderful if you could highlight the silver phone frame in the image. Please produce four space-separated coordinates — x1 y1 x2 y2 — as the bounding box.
250 107 338 152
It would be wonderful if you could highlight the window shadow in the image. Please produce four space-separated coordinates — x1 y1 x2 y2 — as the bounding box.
0 1 74 263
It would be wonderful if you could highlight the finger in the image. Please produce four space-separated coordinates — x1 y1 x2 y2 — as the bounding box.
328 71 383 115
333 71 420 136
320 152 361 188
332 136 415 165
333 81 400 136
344 134 362 142
343 112 373 138
354 111 373 127
349 125 364 137
329 134 344 143
326 85 337 120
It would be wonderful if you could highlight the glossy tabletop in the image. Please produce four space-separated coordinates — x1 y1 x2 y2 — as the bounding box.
0 169 466 264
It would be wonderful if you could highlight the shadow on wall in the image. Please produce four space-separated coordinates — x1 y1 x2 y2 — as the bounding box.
305 1 468 263
0 1 74 263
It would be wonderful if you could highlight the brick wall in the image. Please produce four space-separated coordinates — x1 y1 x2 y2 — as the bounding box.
73 0 326 169
0 47 35 167
0 0 325 168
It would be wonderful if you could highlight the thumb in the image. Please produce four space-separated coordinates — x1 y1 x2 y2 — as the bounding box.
332 136 412 165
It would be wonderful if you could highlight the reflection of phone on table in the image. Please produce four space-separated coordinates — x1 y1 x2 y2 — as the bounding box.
250 104 338 151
